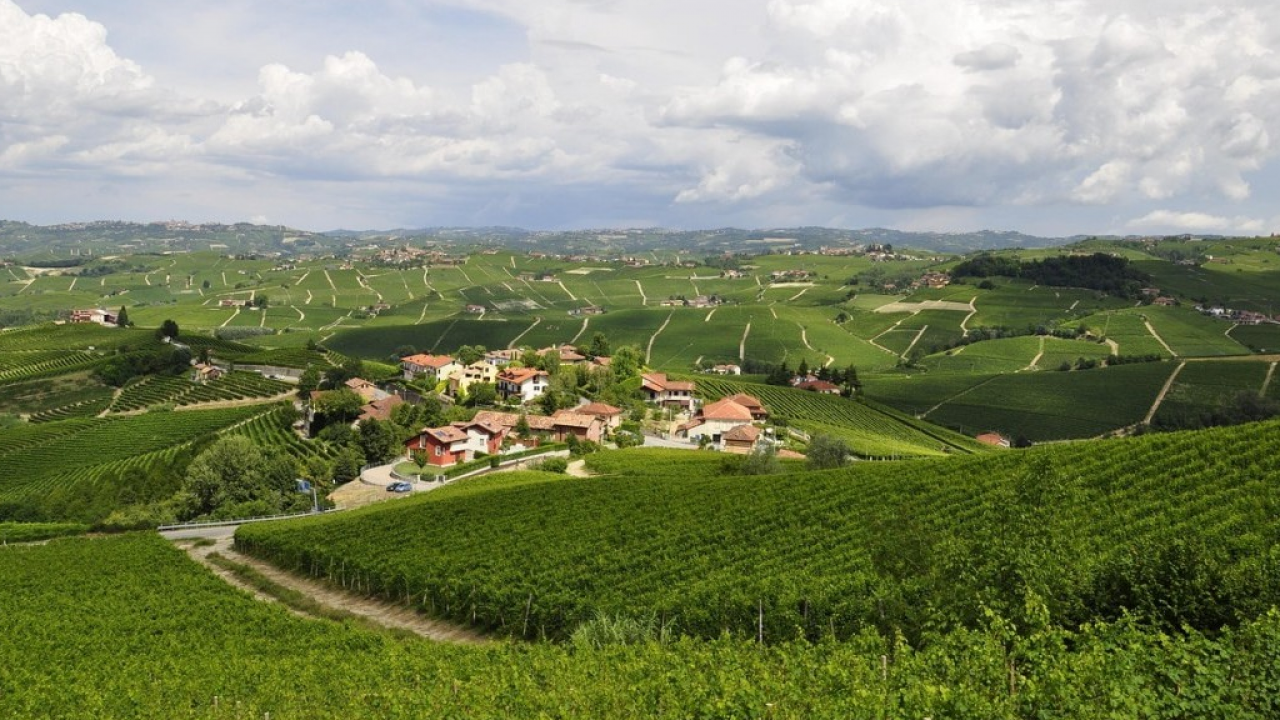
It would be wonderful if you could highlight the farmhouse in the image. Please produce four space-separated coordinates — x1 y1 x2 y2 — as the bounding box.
796 380 842 395
465 304 486 314
568 305 606 316
344 377 388 403
451 418 506 456
642 373 696 410
400 354 459 383
680 396 764 445
498 367 550 403
708 363 742 375
472 410 556 437
69 308 118 326
191 363 224 383
723 393 769 421
721 424 762 453
484 349 521 366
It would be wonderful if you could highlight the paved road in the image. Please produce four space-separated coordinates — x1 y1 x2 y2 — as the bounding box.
160 524 238 541
642 435 697 450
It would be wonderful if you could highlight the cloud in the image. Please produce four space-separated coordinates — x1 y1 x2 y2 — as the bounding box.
1127 210 1268 235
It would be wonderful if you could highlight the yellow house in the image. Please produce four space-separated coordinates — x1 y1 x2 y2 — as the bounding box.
448 361 499 398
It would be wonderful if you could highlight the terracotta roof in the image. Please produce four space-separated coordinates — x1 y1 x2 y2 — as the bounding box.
551 410 601 429
725 393 764 409
699 399 754 422
421 426 467 444
454 419 504 436
591 356 612 367
641 373 669 391
797 380 841 392
578 402 623 417
401 353 455 369
358 396 404 422
499 367 548 384
976 433 1009 447
723 424 761 443
472 410 555 431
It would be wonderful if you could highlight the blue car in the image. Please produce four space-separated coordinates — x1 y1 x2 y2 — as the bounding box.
386 481 413 493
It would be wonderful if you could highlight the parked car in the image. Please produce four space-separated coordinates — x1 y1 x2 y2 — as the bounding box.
386 481 413 493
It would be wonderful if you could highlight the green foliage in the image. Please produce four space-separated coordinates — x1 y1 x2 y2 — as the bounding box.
239 420 1280 644
537 456 569 473
181 435 302 520
806 434 851 470
738 443 780 475
953 252 1151 298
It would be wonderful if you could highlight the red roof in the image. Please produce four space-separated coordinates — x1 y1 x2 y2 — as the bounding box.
976 433 1009 447
722 424 761 443
578 402 623 417
797 380 841 393
358 396 404 422
401 354 455 369
700 399 755 422
551 410 600 429
725 393 764 409
421 426 468 444
499 367 548 385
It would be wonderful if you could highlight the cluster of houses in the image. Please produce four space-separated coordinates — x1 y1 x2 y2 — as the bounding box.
400 345 612 404
1140 288 1178 307
1195 304 1277 325
911 272 951 290
659 295 723 308
676 393 772 454
402 404 625 469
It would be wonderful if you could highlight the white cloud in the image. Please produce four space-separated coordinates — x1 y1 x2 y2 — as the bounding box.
1128 210 1267 235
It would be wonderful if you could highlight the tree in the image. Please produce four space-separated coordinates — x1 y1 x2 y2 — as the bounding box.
357 418 399 465
115 306 130 327
409 449 429 479
457 344 486 366
589 332 610 358
739 444 781 475
515 413 531 437
297 366 321 400
158 319 179 340
323 357 364 389
610 345 642 380
311 389 364 426
181 436 300 519
332 447 364 485
806 434 851 470
465 382 497 407
253 295 268 309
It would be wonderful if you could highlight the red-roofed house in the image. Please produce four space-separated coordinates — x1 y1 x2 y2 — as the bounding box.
358 395 405 423
721 424 762 453
498 368 550 403
681 397 757 444
401 354 459 383
642 373 695 410
405 426 471 467
577 402 624 431
551 410 605 443
724 394 769 421
451 419 507 456
796 380 842 395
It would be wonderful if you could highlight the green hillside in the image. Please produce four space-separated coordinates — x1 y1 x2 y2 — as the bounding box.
238 419 1280 645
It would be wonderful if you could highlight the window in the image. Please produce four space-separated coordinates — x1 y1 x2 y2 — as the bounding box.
434 446 441 456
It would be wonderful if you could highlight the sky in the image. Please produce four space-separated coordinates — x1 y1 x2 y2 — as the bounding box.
3 0 1280 236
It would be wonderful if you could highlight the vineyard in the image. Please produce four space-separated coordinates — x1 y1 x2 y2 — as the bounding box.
238 419 1280 648
694 377 982 456
107 371 291 412
6 535 1280 717
0 406 272 521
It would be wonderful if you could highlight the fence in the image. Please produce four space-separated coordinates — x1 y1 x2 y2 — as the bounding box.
157 508 331 532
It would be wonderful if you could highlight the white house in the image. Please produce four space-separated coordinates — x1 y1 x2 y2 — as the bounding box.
497 367 550 403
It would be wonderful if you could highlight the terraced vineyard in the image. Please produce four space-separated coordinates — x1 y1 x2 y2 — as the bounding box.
107 372 291 412
240 419 1280 648
0 406 270 520
695 377 983 456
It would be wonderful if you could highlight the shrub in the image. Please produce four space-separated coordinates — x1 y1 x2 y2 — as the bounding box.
537 457 569 474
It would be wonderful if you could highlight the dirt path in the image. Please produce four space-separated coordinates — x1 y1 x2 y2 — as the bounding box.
570 316 589 344
416 301 430 324
557 281 577 301
508 316 542 349
219 308 240 328
647 312 674 363
789 287 810 302
634 280 648 306
960 297 978 336
181 538 488 644
902 325 928 359
1025 336 1046 371
738 321 752 362
1262 362 1277 396
174 392 294 412
565 459 592 478
923 375 1000 419
324 270 337 290
1105 338 1120 355
1144 319 1177 357
705 308 717 322
1143 362 1187 425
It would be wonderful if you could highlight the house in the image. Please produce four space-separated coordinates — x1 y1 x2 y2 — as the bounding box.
976 432 1011 448
401 354 459 383
576 402 624 431
550 410 605 443
357 395 405 423
723 393 769 421
192 363 224 383
721 424 762 453
448 361 499 398
642 373 696 410
344 377 388 403
484 349 522 367
451 419 506 456
588 356 612 371
404 426 471 467
568 305 606 316
69 308 118 326
497 367 550 403
796 380 842 395
1153 296 1177 307
709 363 742 375
680 398 757 444
465 304 486 314
472 410 556 437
